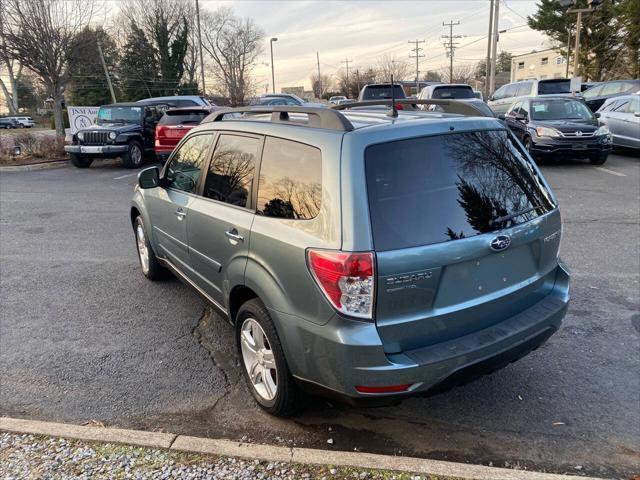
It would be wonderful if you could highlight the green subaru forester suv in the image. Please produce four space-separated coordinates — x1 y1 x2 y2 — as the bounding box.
130 100 570 416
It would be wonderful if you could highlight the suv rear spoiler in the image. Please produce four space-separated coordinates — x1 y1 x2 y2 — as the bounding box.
202 106 355 132
332 99 493 117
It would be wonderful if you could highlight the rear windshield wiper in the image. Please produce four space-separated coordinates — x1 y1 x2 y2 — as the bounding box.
489 205 544 227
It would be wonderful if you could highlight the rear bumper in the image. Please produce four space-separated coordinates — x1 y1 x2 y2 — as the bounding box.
278 262 570 404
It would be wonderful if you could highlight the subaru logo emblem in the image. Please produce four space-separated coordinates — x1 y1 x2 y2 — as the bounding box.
490 235 511 252
575 131 582 136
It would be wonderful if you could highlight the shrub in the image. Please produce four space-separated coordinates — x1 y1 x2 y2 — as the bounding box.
0 132 67 164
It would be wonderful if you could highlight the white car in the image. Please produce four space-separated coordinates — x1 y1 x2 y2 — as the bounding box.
418 84 495 117
10 116 35 128
329 95 347 104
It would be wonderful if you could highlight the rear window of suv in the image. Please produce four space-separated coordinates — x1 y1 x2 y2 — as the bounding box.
159 110 208 125
361 85 406 100
432 86 474 99
365 130 556 251
537 79 570 95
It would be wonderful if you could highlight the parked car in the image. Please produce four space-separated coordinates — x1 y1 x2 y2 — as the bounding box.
0 118 20 129
596 94 640 149
138 95 210 108
488 78 572 115
9 116 35 128
155 106 220 163
329 95 347 104
473 90 484 101
581 80 640 112
255 93 325 108
503 96 612 164
130 103 569 415
418 84 494 117
336 98 356 105
64 102 168 169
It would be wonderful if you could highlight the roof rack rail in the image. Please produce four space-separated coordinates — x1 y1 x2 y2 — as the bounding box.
331 99 492 117
202 106 354 132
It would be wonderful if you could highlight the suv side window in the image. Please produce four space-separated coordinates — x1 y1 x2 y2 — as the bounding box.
256 137 321 219
508 101 522 116
627 96 640 113
520 101 529 119
492 85 508 100
516 82 532 96
203 134 260 208
165 134 213 193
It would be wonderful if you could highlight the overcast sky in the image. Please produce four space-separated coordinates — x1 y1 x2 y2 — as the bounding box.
206 0 550 91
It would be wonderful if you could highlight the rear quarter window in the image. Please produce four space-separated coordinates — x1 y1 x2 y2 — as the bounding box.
432 86 474 99
362 85 406 100
538 80 570 94
159 111 208 125
365 130 556 251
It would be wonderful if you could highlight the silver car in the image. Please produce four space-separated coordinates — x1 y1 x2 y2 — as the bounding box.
596 94 640 149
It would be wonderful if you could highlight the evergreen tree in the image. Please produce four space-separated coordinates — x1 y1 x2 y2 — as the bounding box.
153 15 189 96
119 21 158 101
67 27 119 106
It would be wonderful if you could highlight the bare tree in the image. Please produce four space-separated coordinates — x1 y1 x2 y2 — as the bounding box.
376 53 410 82
3 0 95 137
309 72 332 98
201 7 264 106
0 1 22 114
440 63 475 84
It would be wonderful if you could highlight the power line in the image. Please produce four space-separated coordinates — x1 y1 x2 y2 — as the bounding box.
442 20 462 83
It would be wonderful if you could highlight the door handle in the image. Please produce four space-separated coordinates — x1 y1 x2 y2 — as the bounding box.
225 229 244 242
175 208 186 220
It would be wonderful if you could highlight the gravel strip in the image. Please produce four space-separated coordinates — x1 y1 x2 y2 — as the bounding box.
0 432 450 480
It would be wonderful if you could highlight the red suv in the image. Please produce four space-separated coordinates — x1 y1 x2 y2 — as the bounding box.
155 107 218 163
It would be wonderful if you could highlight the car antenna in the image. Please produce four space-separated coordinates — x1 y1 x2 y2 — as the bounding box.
387 74 398 118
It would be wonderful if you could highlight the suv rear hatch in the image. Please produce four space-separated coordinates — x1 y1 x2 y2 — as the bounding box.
156 108 209 150
538 79 571 95
365 129 561 353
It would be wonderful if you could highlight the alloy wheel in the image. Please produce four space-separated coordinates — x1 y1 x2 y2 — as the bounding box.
136 223 149 274
240 318 278 401
131 145 142 166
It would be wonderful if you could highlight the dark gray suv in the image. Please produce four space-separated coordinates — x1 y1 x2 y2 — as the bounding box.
130 102 570 415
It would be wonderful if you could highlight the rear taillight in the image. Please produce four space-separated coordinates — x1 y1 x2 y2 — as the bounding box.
307 249 375 319
395 103 404 110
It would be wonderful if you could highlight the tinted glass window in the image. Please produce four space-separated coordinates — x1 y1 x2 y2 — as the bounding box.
530 99 593 120
257 137 321 219
432 86 474 99
159 110 208 125
537 79 570 94
362 85 406 100
97 106 141 124
503 84 518 98
516 82 532 96
365 130 556 251
508 102 522 115
582 84 603 99
627 96 640 113
520 101 529 118
601 82 623 95
165 134 212 193
203 134 259 208
492 85 508 100
612 100 630 112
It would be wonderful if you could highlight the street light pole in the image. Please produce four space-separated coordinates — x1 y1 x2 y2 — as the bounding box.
270 37 278 93
195 0 206 95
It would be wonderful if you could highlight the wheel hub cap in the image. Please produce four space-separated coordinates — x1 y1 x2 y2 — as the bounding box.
136 224 149 274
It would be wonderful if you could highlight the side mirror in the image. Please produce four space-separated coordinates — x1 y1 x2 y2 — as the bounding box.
634 112 640 117
498 113 506 120
594 112 601 118
138 166 160 189
488 96 494 101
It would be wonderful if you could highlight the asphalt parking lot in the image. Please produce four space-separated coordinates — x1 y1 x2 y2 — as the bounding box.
1 153 638 478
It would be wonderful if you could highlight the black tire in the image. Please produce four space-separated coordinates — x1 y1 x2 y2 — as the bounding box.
70 153 93 168
236 298 302 416
133 216 165 280
122 140 144 169
589 152 608 165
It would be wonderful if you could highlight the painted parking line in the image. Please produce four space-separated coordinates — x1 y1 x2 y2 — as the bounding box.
594 167 627 177
113 172 139 180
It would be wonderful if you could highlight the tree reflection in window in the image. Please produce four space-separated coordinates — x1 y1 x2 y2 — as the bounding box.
257 137 321 220
166 134 213 193
445 130 555 235
203 135 259 207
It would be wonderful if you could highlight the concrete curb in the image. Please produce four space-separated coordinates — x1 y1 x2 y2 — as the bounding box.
0 160 70 172
0 417 608 480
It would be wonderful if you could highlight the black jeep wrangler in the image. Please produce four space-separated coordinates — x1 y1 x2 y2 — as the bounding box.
65 102 167 169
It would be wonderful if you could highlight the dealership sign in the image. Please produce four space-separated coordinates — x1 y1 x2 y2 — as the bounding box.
68 107 99 133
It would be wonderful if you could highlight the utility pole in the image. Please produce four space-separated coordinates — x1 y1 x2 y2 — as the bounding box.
408 39 425 95
565 27 572 78
485 0 494 98
316 51 322 98
195 0 206 95
567 8 591 78
489 0 500 94
97 39 116 103
342 58 353 96
442 20 461 84
270 37 278 93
